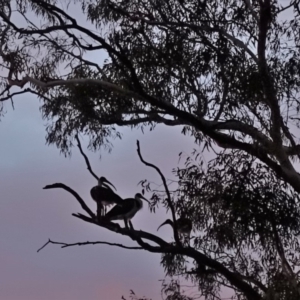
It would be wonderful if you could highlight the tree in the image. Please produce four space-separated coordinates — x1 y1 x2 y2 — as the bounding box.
1 0 300 299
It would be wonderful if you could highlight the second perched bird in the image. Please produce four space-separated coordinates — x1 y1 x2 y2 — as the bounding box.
90 177 123 218
157 217 192 244
104 193 150 229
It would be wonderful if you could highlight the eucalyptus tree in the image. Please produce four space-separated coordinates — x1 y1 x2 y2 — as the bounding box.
1 0 300 299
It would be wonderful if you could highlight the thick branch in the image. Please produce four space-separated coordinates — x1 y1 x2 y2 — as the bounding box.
237 274 267 293
43 183 95 218
8 77 300 193
284 144 300 156
72 213 170 250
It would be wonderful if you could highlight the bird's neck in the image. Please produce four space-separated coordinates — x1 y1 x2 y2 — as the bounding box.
135 198 143 209
100 183 113 191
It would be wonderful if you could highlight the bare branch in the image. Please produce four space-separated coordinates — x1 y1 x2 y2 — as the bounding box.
136 140 180 245
43 183 95 218
0 87 52 102
276 0 297 14
37 238 142 252
75 134 98 181
72 213 170 252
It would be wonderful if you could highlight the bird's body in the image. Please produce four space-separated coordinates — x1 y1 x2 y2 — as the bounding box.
157 217 192 244
90 177 122 218
105 193 149 229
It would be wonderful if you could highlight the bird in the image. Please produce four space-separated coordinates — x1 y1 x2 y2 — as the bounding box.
104 193 150 229
157 217 192 244
90 177 123 219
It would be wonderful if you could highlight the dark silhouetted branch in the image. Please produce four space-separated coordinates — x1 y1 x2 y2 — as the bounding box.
136 140 180 245
37 238 142 252
72 213 170 249
75 134 99 181
43 183 95 218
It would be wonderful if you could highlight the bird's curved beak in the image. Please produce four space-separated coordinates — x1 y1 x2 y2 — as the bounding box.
157 220 168 231
141 195 150 204
103 178 117 191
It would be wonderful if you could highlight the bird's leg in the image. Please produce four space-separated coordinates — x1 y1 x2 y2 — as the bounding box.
124 218 129 229
96 203 103 222
129 220 134 231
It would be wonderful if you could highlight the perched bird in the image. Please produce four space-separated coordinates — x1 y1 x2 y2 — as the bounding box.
90 177 123 219
157 217 192 244
104 193 150 229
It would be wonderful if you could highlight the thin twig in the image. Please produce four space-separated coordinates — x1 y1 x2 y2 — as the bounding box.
75 134 99 181
37 238 143 252
136 140 180 245
43 183 95 218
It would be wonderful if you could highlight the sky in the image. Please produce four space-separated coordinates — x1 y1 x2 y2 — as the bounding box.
0 93 199 300
0 3 202 299
2 1 295 299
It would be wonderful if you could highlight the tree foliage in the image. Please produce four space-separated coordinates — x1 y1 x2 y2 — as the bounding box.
2 0 300 299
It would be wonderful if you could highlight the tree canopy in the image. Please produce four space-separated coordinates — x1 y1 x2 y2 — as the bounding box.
1 0 300 299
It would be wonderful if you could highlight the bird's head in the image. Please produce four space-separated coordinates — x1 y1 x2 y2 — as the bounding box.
135 193 150 204
98 177 117 191
157 219 173 231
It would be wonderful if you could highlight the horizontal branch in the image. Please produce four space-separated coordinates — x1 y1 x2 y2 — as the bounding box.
37 238 142 252
72 213 170 249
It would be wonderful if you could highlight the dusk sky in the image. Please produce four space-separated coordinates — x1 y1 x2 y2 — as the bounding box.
0 5 199 299
3 1 293 299
0 93 199 299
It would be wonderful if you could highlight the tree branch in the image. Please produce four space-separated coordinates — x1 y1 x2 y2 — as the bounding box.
127 17 258 63
75 134 98 181
137 140 180 246
237 274 267 293
37 238 142 252
72 213 170 250
43 183 95 218
43 184 262 300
